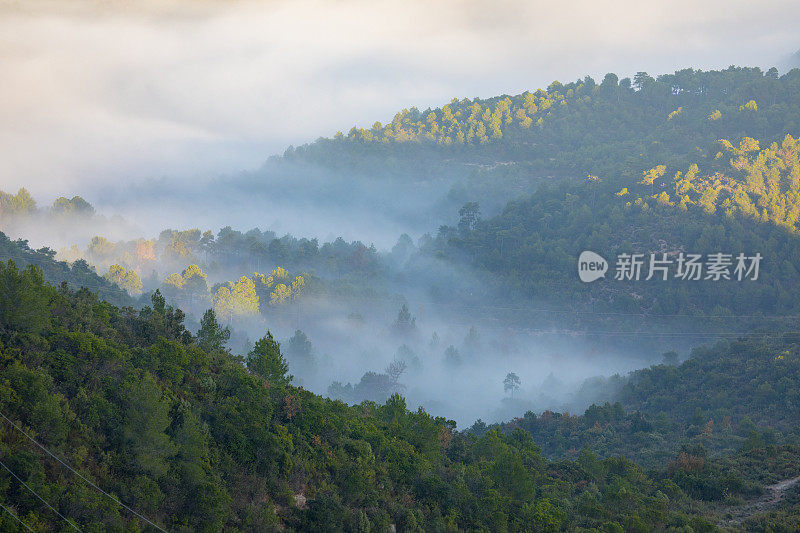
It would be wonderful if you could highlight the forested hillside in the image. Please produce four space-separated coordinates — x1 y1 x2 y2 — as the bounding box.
0 263 798 531
0 261 706 530
4 259 800 531
0 232 130 306
4 0 800 528
494 331 800 467
417 133 800 335
284 67 800 181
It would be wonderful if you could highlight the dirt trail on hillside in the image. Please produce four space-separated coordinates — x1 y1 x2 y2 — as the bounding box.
718 475 800 529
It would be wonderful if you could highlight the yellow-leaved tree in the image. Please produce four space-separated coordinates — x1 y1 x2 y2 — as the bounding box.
104 264 143 295
181 264 209 297
213 276 259 320
252 268 306 307
270 274 305 306
270 284 292 305
163 264 209 303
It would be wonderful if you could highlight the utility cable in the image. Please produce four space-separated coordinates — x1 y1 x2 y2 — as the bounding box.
0 501 34 532
0 412 167 532
0 456 81 532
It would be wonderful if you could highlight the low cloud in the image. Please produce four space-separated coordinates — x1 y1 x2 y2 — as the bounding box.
0 0 798 199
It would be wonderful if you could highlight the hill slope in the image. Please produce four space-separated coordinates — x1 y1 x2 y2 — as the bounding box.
0 259 749 531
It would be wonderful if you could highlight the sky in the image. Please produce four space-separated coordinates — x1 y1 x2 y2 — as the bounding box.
1 0 799 200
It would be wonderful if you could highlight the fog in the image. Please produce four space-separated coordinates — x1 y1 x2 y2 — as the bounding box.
2 0 797 428
96 167 456 250
233 295 645 428
2 183 700 428
168 274 655 429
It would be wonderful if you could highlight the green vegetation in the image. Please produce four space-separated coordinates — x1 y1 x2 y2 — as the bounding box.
425 134 800 331
3 256 798 531
0 259 738 531
0 189 37 220
105 264 143 296
0 231 130 306
0 190 94 222
53 226 382 281
493 331 800 468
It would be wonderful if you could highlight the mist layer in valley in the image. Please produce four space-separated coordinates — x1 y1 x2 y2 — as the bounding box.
1 180 700 429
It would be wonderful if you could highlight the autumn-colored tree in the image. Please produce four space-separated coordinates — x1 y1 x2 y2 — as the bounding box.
739 99 758 111
135 240 157 263
270 283 292 306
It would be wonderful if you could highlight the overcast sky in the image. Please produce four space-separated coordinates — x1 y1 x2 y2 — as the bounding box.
1 0 799 199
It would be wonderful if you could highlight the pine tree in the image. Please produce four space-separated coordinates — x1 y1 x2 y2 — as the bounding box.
197 309 230 352
504 372 521 396
247 331 291 384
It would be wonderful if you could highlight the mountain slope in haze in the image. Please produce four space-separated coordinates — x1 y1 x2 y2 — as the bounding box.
3 253 800 531
4 65 800 531
197 65 800 249
495 330 800 468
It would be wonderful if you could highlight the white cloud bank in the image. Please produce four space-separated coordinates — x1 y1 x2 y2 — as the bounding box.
0 0 798 198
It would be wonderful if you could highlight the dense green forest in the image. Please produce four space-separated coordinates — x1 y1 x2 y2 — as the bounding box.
257 66 800 230
3 259 800 531
7 67 800 325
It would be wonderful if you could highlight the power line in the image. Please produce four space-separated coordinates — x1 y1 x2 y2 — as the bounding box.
0 411 168 533
0 501 34 532
0 456 81 532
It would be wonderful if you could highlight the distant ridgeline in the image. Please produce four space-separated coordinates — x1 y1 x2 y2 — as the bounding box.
1 189 387 315
55 226 384 317
0 231 131 306
62 226 383 282
282 66 800 180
